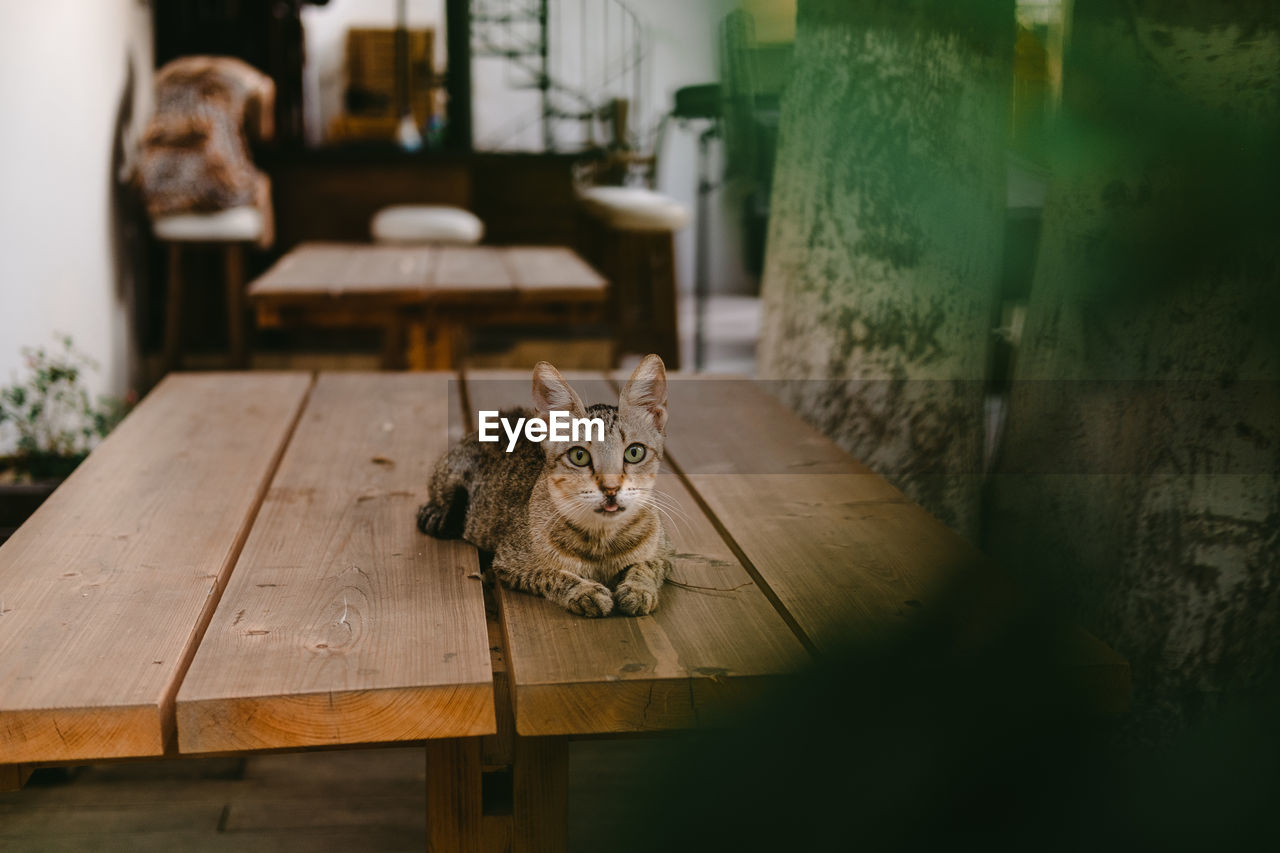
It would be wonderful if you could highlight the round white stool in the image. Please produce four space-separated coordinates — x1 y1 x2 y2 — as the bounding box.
578 187 688 369
371 205 485 245
152 206 265 370
577 186 690 232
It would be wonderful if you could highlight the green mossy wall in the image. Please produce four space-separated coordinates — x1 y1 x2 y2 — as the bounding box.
759 0 1280 739
758 0 1014 539
985 1 1280 739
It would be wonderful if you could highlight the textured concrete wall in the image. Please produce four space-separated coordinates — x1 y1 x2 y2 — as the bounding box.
984 0 1280 740
758 0 1279 740
757 0 1013 540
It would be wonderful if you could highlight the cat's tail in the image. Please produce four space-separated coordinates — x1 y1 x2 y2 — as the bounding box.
417 447 471 539
417 490 464 537
416 486 469 539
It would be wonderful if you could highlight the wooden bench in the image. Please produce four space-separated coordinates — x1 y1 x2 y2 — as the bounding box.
248 243 609 370
0 371 1129 851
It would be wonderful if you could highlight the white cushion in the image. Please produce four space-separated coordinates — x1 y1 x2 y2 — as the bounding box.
578 186 689 231
371 205 485 245
153 206 264 242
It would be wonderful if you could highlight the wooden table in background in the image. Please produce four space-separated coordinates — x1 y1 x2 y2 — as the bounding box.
0 371 1130 852
248 243 608 370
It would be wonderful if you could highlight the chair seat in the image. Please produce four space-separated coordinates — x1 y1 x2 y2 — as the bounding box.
153 207 264 242
371 205 485 245
578 186 690 232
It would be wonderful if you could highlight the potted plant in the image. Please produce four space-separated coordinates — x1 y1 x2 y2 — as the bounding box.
0 336 130 542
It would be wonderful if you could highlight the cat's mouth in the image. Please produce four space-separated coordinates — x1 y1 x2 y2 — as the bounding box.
595 498 625 514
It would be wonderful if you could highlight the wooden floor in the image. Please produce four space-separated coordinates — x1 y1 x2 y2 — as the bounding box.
0 740 668 852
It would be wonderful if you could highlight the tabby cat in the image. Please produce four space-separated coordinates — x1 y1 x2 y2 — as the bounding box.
417 355 672 617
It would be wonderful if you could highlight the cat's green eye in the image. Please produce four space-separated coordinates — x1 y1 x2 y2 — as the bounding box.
567 446 592 467
624 443 646 464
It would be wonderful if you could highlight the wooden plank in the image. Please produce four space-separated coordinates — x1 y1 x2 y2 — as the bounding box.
464 375 807 736
676 477 1004 650
431 247 516 295
661 375 906 481
502 246 607 299
249 242 433 300
651 376 986 650
652 376 1129 707
0 373 312 763
175 373 494 753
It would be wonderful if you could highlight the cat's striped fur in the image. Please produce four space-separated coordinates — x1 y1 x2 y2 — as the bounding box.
417 356 671 617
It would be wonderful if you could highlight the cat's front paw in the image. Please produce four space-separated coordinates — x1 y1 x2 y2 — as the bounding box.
564 580 614 618
614 581 659 616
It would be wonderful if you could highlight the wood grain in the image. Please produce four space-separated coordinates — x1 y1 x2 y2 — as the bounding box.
249 242 434 300
502 246 607 299
465 375 807 736
661 375 905 481
426 737 482 853
675 476 999 650
175 373 495 752
0 764 31 792
650 376 1129 707
0 373 312 763
512 736 567 853
648 375 1001 650
432 247 514 294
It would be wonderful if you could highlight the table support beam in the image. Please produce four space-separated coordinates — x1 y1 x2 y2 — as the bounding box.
427 737 483 853
0 764 32 792
512 735 569 853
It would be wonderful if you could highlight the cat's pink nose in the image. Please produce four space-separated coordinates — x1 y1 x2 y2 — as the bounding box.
601 485 619 497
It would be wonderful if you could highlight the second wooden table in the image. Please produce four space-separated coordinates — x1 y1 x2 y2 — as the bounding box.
249 243 609 369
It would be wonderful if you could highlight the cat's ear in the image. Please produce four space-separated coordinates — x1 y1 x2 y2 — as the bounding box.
619 354 667 433
532 361 587 420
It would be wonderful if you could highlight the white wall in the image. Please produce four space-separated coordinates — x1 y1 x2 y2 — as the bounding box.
0 0 152 438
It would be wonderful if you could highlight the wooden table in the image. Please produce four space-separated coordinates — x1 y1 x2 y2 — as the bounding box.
0 371 1130 851
249 243 608 370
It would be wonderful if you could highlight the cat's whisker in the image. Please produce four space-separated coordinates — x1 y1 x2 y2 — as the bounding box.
649 490 695 525
646 493 697 540
650 504 691 540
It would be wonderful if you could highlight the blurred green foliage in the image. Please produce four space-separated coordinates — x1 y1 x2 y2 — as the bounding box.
0 336 130 481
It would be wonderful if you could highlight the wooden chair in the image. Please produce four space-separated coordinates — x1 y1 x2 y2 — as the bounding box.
153 206 265 371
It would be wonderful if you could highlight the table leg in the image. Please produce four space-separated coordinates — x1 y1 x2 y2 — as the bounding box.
426 737 483 853
407 318 431 371
383 315 408 370
648 231 681 371
408 313 461 371
427 319 460 371
0 764 32 792
164 243 184 372
513 735 568 853
225 243 248 369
